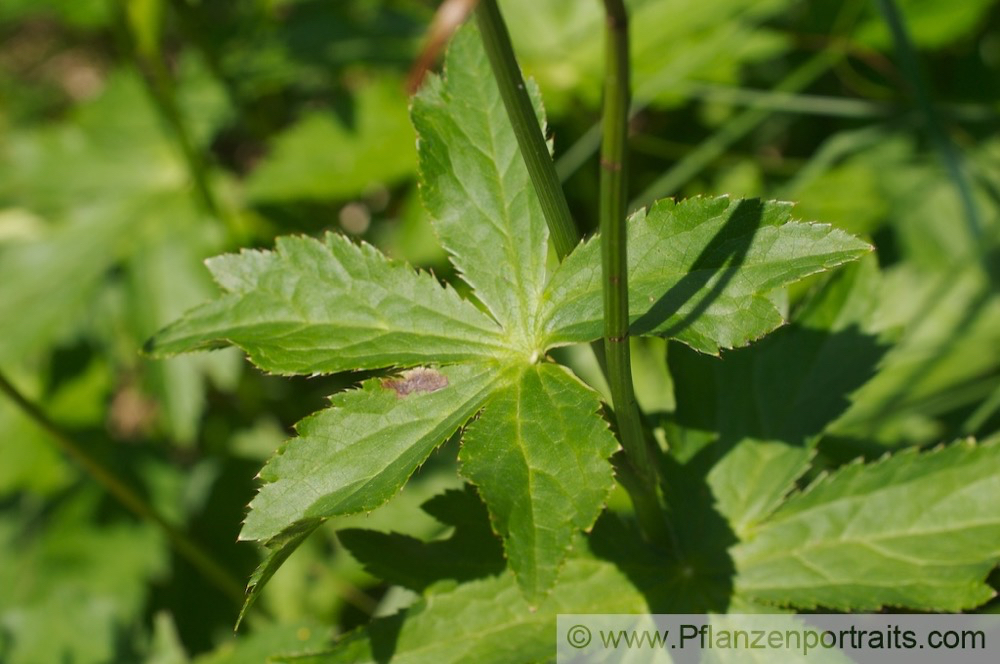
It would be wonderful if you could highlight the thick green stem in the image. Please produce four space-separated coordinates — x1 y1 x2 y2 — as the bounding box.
474 0 578 259
598 0 671 548
474 0 670 547
0 370 246 606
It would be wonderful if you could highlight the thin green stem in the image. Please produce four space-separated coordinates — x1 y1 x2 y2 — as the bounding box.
474 0 578 260
598 0 671 549
876 0 983 243
110 0 245 241
630 49 840 209
0 369 246 606
962 379 1000 436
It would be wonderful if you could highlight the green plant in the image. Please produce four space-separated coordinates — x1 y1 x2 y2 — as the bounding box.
2 0 999 661
143 4 1000 660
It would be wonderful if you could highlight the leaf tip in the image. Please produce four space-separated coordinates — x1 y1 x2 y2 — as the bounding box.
141 335 159 357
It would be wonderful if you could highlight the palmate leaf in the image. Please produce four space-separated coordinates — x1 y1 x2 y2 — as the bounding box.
733 438 1000 611
148 22 871 617
541 196 872 354
232 363 499 626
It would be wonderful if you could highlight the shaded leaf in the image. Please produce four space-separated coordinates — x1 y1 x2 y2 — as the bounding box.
588 510 734 614
708 439 813 538
665 258 890 453
504 0 792 111
0 506 167 664
193 621 330 664
237 519 322 629
337 485 504 592
271 557 646 664
246 77 416 203
829 264 1000 446
127 224 241 445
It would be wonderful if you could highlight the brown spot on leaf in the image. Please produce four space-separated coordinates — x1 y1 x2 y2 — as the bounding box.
381 368 449 397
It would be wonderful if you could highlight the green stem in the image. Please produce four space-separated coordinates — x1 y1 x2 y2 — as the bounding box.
474 0 578 260
110 0 245 241
560 0 868 190
875 0 982 243
631 49 839 209
0 370 246 606
598 0 671 549
475 0 670 546
612 453 673 551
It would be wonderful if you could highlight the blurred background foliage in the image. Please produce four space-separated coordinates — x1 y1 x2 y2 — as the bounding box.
0 0 998 661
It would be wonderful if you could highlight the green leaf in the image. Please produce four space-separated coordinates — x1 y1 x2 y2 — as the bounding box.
0 360 109 497
541 196 873 354
237 519 323 630
0 502 167 664
828 263 1000 447
412 25 550 345
193 621 330 664
664 259 889 458
245 77 417 203
733 438 1000 611
707 439 813 538
459 363 618 601
0 0 109 28
127 224 242 445
855 0 997 49
0 214 128 365
337 485 504 592
240 363 499 543
146 233 505 374
144 17 876 620
587 510 735 613
146 612 189 664
271 557 646 664
125 0 164 59
503 0 792 111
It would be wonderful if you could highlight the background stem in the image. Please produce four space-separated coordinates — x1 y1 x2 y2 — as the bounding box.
0 369 246 606
875 0 982 244
110 0 246 241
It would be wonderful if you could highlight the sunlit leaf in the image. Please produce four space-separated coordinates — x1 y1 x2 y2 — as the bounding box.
734 439 1000 611
542 196 872 354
